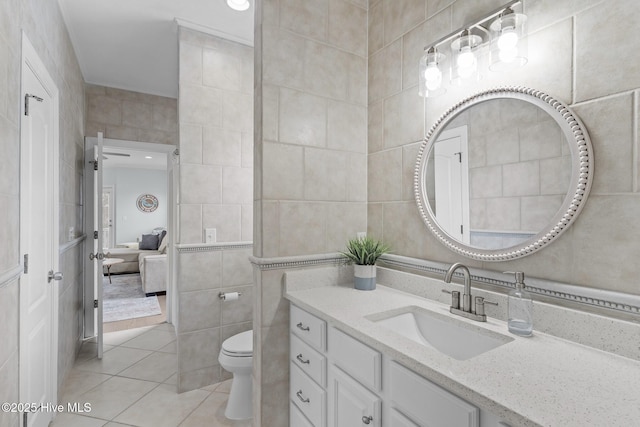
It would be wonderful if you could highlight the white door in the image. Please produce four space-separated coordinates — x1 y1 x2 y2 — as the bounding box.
19 34 60 427
434 126 470 244
328 366 381 427
83 133 104 358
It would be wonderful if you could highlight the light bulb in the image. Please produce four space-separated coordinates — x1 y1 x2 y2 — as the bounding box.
498 28 519 51
227 0 250 11
424 64 442 91
457 47 475 69
456 46 477 78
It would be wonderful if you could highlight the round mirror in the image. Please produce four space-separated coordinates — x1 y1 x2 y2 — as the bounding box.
415 87 593 261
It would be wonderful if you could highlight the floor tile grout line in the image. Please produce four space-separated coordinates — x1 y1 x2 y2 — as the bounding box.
108 379 166 424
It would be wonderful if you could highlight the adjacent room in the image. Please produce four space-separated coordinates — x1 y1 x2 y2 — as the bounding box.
1 0 639 427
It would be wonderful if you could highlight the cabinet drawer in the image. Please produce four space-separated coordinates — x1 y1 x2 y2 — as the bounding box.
291 305 327 351
291 402 315 427
328 327 381 392
291 333 326 387
291 363 326 427
389 361 479 427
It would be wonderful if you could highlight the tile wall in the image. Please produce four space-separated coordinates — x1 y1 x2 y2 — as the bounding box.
367 0 640 296
253 0 369 425
176 27 254 392
178 28 254 244
85 84 178 145
176 246 254 392
0 0 86 425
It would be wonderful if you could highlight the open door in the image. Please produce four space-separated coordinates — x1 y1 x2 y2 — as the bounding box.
83 132 105 358
434 126 470 244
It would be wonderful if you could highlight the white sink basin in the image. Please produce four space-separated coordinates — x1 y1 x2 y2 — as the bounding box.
368 306 513 361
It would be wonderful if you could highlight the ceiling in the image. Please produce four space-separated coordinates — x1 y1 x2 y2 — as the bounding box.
102 147 168 170
57 0 255 99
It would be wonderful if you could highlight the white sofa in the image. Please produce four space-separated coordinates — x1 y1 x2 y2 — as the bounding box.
105 234 168 295
139 253 167 295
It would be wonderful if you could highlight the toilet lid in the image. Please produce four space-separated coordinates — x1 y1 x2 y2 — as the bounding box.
222 330 253 355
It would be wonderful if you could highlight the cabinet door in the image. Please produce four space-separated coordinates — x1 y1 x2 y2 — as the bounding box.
328 365 381 427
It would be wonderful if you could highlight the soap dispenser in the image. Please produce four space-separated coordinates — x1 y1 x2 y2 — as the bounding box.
505 271 533 336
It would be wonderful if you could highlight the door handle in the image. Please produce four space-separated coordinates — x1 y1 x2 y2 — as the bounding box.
48 270 63 283
296 354 310 364
296 390 310 403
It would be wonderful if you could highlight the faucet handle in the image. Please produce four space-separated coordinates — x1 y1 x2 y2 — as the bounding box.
503 271 525 283
442 289 460 309
474 296 497 317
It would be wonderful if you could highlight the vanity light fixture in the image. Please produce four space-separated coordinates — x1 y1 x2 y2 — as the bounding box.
418 47 446 97
450 29 484 85
489 7 528 71
418 0 527 97
226 0 250 11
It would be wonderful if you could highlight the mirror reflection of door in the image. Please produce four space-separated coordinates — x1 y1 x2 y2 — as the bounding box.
434 126 470 244
102 185 115 249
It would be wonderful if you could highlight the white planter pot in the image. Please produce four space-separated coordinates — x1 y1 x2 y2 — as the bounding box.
354 264 376 291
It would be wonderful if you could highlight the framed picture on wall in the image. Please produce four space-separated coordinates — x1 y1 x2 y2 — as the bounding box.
136 194 159 213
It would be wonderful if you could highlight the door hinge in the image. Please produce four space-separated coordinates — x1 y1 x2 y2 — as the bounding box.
93 160 98 171
23 411 27 426
94 230 99 239
94 299 99 308
23 254 29 274
24 93 43 116
89 252 105 261
461 224 464 234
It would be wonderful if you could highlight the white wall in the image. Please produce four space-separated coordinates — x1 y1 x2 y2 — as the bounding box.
103 168 168 244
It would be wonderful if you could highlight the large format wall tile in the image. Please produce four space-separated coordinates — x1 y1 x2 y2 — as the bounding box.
576 0 640 102
384 0 426 45
574 94 634 194
329 0 367 57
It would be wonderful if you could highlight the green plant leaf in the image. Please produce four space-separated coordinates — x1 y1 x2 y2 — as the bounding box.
340 236 390 265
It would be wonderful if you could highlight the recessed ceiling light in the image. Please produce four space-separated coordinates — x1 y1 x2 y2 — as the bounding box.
227 0 250 12
145 156 153 159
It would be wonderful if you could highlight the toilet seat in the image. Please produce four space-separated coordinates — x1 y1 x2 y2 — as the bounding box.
221 330 252 357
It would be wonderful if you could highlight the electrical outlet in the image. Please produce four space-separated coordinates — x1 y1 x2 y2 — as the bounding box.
356 231 367 239
205 228 217 244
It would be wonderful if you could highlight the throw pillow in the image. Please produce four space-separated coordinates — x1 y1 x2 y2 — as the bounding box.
139 233 159 250
158 235 168 254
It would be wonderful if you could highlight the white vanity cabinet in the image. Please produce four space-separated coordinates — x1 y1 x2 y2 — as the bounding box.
290 305 328 427
290 305 508 427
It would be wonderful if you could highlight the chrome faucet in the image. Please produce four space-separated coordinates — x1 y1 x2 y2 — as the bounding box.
443 263 496 322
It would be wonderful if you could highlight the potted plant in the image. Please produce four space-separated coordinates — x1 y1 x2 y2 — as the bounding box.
342 236 390 291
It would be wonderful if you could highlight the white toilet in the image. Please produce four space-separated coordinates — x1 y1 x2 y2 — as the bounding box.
218 330 253 420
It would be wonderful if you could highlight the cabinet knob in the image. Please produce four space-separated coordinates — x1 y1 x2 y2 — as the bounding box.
362 415 373 425
296 322 310 331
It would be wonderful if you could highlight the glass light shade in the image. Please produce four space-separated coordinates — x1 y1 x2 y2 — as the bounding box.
450 31 483 86
419 47 446 97
227 0 250 11
489 10 528 71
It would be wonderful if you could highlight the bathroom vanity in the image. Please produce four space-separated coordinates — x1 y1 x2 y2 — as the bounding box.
284 276 640 427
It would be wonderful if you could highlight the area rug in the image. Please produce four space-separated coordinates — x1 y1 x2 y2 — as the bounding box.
103 273 146 299
103 297 161 323
103 273 161 323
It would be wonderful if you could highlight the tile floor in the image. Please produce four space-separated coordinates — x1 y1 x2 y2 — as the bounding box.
50 323 250 427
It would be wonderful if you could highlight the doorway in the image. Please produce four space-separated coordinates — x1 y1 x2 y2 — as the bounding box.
434 125 470 244
19 33 60 427
84 137 177 353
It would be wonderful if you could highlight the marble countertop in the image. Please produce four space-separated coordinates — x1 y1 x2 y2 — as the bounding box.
284 284 640 427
